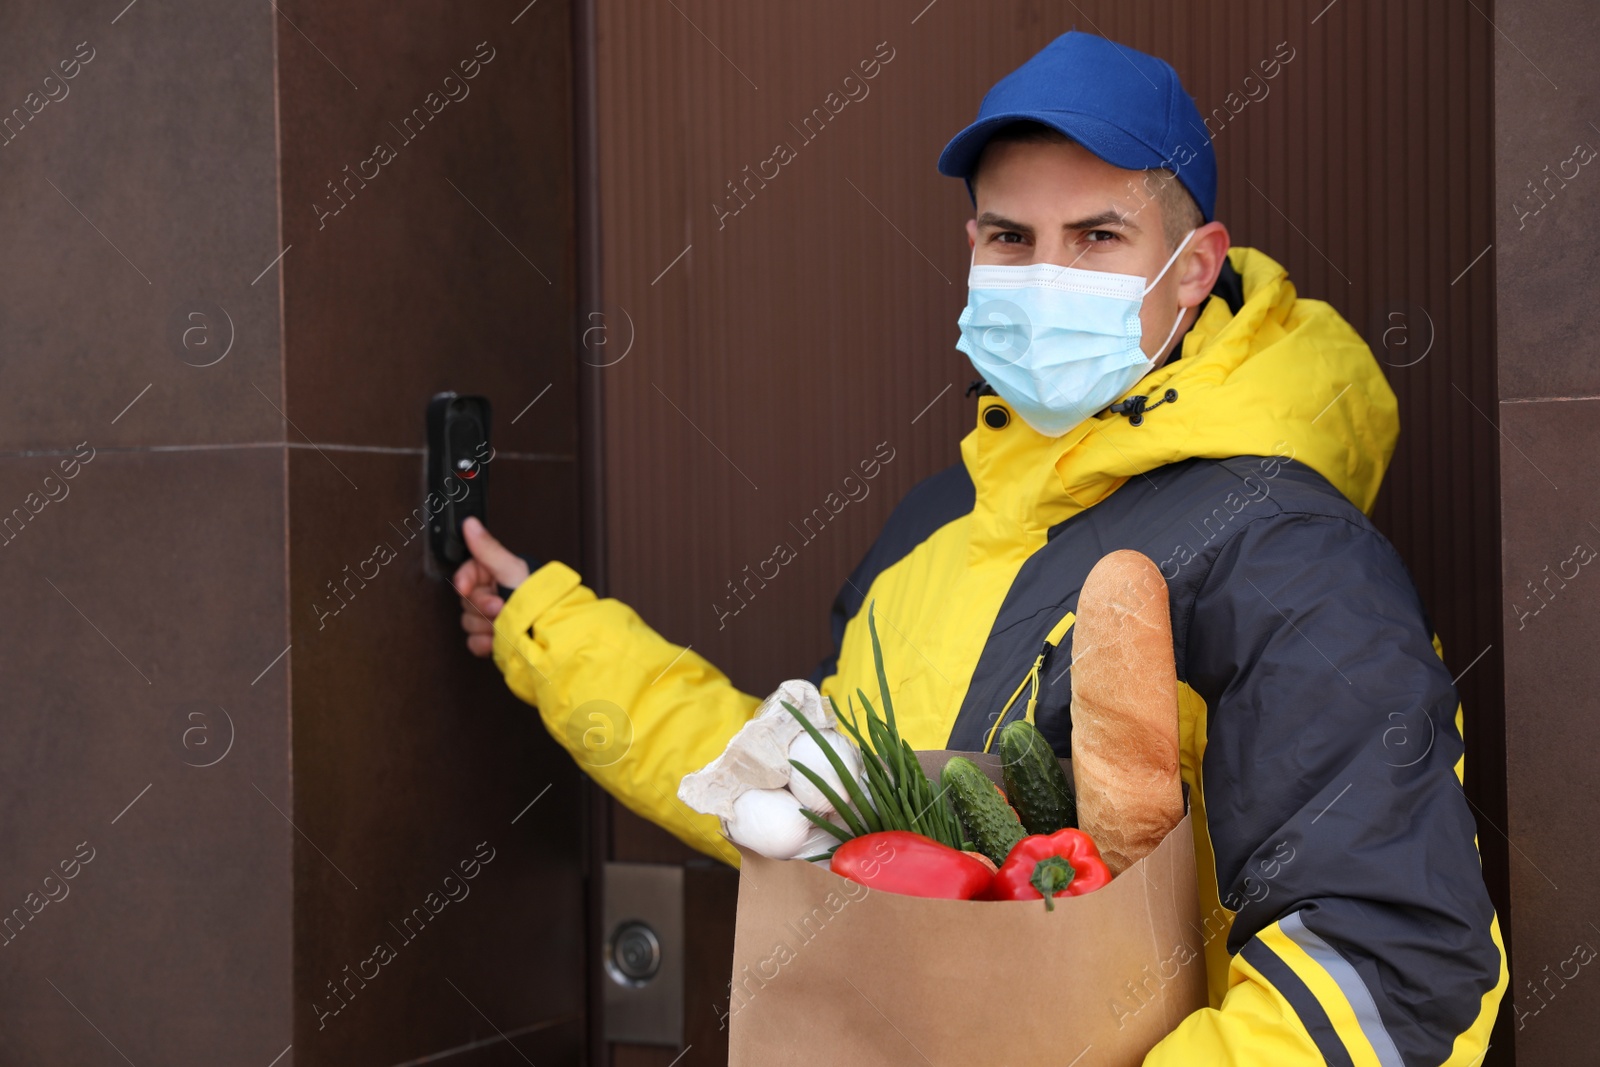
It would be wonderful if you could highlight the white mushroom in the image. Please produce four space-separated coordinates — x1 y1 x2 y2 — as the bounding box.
678 679 834 823
787 729 865 814
725 788 827 860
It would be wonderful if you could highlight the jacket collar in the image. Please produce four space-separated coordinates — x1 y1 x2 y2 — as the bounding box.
959 247 1399 537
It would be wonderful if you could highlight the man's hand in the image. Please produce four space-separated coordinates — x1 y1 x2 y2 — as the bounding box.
453 517 532 657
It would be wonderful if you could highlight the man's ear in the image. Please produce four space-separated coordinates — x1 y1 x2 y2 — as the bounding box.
1177 221 1231 309
965 218 978 249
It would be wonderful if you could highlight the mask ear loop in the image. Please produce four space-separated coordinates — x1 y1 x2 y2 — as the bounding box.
1139 228 1198 365
1142 228 1197 296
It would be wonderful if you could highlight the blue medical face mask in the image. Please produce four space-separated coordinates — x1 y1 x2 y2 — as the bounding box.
956 230 1195 437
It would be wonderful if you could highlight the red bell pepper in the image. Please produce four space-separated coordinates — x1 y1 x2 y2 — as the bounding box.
989 829 1112 909
830 831 995 900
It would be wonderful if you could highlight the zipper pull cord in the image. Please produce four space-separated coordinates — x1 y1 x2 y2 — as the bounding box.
979 611 1077 753
983 650 1045 753
1022 656 1044 725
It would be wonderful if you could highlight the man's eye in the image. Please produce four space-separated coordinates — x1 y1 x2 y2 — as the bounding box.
993 232 1025 244
1085 230 1118 243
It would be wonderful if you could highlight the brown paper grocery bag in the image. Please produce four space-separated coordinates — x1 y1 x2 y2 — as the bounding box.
726 751 1205 1066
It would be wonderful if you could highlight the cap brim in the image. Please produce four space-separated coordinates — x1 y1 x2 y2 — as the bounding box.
937 109 1170 181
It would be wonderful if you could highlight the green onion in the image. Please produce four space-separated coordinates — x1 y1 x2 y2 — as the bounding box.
783 701 881 834
783 602 965 850
798 807 853 843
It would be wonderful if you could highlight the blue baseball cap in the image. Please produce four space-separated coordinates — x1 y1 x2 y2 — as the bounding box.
938 31 1216 222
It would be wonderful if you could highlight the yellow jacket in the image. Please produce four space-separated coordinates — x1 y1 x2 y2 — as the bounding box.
494 248 1505 1064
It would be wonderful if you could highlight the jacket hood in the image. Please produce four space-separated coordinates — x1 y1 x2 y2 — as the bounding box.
960 246 1399 531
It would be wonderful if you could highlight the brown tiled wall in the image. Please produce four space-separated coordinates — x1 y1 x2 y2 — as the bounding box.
0 448 293 1062
0 2 293 1062
0 0 586 1064
1495 0 1600 1060
275 0 587 1061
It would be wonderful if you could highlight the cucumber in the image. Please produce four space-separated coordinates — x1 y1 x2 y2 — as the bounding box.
999 720 1077 834
941 757 1026 865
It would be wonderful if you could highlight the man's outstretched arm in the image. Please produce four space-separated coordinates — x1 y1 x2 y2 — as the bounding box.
456 519 758 863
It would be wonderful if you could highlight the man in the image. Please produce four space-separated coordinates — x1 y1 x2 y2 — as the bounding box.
455 31 1504 1064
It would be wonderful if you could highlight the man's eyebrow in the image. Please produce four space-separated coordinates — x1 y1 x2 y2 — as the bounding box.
1062 209 1141 232
976 212 1033 233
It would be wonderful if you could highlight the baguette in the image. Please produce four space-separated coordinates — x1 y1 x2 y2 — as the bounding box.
1069 549 1184 875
